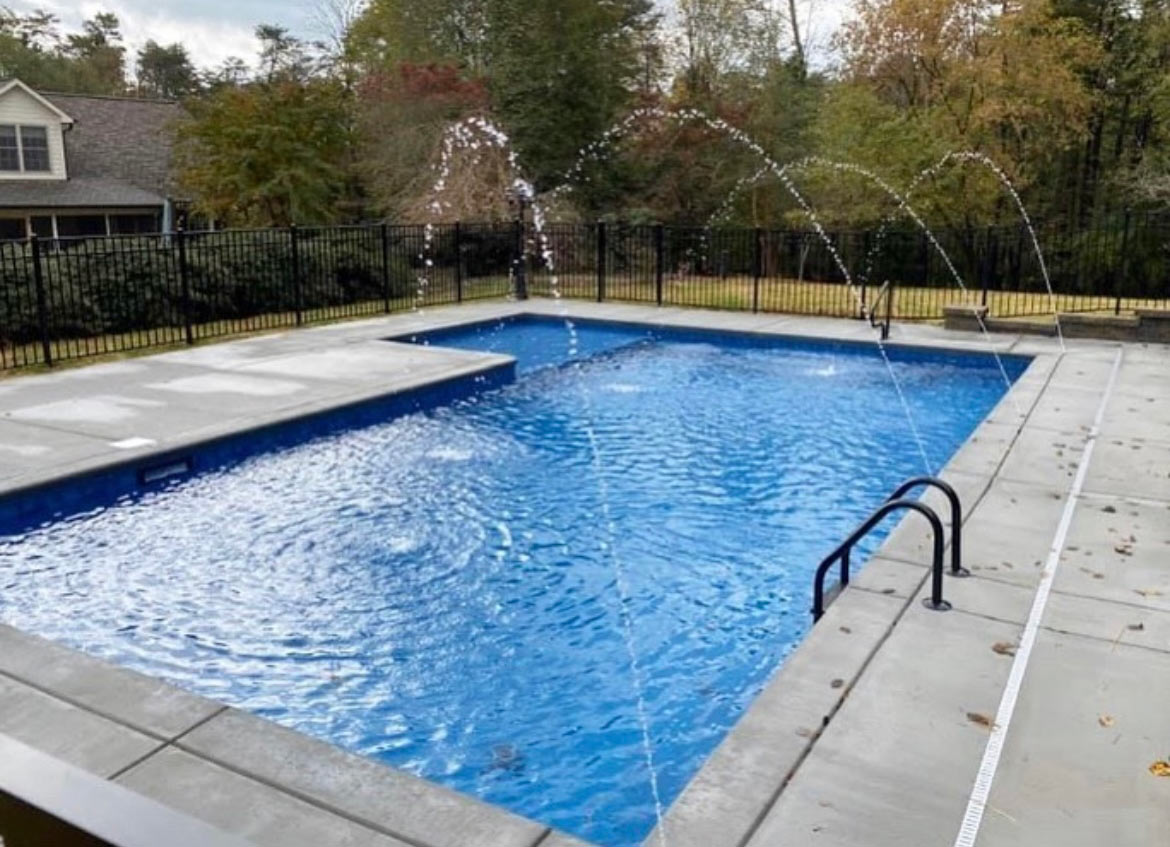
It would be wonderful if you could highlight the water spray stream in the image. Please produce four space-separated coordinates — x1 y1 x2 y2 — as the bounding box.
422 116 671 843
699 157 1023 418
544 106 936 474
860 151 1066 351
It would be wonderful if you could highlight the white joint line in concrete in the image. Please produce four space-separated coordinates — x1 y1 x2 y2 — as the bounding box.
952 346 1123 847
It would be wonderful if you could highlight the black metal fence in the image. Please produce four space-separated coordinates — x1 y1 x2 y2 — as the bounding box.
2 215 1168 370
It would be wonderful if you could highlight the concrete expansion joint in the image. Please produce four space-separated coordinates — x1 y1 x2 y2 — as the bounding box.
109 706 231 781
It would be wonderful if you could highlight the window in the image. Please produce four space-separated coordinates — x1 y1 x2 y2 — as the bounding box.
0 218 25 240
56 215 106 238
30 216 52 238
19 126 48 171
0 126 18 171
110 213 160 235
0 124 51 172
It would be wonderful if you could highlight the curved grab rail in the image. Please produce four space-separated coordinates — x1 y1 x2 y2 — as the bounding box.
812 498 950 622
865 281 893 340
887 476 967 576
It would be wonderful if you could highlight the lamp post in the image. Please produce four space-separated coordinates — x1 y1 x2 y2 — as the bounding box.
508 184 530 301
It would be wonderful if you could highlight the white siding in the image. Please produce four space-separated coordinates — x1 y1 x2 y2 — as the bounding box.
0 87 68 180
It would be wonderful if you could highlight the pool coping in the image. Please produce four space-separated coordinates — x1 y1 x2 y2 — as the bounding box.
0 299 1139 847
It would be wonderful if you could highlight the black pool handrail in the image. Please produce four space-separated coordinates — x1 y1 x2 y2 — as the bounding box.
812 498 949 622
886 476 967 577
866 280 893 340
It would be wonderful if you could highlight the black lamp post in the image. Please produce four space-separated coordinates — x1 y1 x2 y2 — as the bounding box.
509 185 530 301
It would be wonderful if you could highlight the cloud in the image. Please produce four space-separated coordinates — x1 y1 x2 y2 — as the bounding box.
5 0 293 73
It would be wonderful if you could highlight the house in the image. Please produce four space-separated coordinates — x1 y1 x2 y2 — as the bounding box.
0 79 185 240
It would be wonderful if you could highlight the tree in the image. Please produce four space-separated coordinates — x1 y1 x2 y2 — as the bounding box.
137 41 199 98
347 0 494 75
176 78 350 226
0 9 129 94
486 0 660 188
63 12 126 93
827 0 1100 226
356 63 493 219
256 25 315 82
673 0 785 103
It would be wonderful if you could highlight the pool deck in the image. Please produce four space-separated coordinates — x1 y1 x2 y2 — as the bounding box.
0 299 1167 846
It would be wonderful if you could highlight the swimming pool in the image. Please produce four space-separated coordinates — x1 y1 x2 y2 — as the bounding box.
0 316 1027 845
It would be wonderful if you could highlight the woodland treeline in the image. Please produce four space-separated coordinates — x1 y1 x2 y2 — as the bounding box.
2 2 1168 230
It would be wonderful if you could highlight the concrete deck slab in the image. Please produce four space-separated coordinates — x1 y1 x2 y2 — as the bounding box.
744 605 1023 847
977 632 1170 847
952 479 1068 579
0 676 159 778
116 748 411 847
179 708 546 847
1084 437 1170 501
0 625 221 739
997 426 1088 488
1100 388 1170 445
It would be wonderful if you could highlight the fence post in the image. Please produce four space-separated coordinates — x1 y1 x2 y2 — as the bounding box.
454 221 464 303
29 234 52 367
918 230 930 289
1115 208 1131 316
513 218 528 300
380 222 392 313
860 230 870 316
596 220 607 303
752 227 763 314
979 227 990 310
654 223 664 306
176 226 194 345
289 224 303 326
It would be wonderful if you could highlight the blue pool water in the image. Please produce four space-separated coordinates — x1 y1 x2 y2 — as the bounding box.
0 317 1026 845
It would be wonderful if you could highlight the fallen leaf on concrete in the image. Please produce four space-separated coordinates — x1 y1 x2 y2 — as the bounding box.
1114 545 1134 556
1102 505 1117 514
1127 623 1145 632
1098 715 1115 728
967 712 996 730
1150 761 1170 778
992 642 1017 657
830 678 845 689
1135 588 1165 598
838 626 852 634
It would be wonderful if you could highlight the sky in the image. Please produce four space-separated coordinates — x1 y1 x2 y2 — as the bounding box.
9 0 852 77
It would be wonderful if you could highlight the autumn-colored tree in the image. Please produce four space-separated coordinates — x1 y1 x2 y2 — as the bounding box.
356 63 498 220
815 0 1100 226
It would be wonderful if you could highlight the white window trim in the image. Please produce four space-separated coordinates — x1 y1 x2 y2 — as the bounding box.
0 123 50 173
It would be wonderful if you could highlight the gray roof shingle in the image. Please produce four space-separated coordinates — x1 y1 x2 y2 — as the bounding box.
0 177 164 208
45 92 184 199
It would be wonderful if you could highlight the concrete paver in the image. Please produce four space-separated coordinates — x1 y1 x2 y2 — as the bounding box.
179 708 546 847
744 606 1024 847
977 632 1170 847
0 625 220 739
117 748 412 847
0 675 159 778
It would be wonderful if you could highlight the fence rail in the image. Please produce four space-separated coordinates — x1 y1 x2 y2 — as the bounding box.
2 215 1168 370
